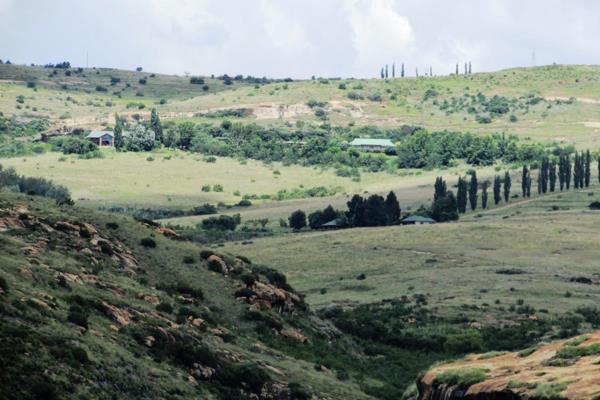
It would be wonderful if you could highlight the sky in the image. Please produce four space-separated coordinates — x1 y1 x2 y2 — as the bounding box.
0 0 599 79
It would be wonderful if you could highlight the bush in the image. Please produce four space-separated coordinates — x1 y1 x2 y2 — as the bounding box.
53 136 98 155
288 210 307 230
156 302 173 313
140 237 156 248
190 77 205 84
67 310 89 329
202 215 240 231
218 363 271 392
95 85 107 92
200 250 215 260
182 255 195 264
0 276 8 294
589 201 600 210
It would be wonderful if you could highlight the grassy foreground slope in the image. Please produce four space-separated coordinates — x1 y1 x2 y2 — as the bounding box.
223 185 600 317
0 192 373 400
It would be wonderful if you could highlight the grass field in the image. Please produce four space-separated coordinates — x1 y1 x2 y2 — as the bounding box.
222 185 600 322
0 149 502 223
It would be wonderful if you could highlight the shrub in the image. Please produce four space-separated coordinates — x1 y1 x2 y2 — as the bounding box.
289 382 311 400
182 255 195 264
235 288 257 298
589 201 600 210
218 363 271 392
444 330 484 354
156 302 173 313
0 276 8 294
106 222 119 229
432 368 487 389
237 199 252 207
288 210 307 230
67 310 89 329
200 250 215 260
202 215 240 231
95 85 107 92
201 185 211 192
213 184 224 192
190 77 205 84
140 237 156 248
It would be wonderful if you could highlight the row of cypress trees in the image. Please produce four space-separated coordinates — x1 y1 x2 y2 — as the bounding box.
433 150 596 219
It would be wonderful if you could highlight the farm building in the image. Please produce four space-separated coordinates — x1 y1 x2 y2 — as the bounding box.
87 131 114 147
400 215 436 225
349 138 395 152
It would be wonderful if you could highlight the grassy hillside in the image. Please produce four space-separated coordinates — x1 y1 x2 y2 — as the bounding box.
3 63 600 146
223 185 600 318
0 191 378 400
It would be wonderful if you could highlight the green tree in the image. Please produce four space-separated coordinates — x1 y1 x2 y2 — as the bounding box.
288 210 307 230
521 165 528 197
380 67 384 79
150 108 163 144
114 114 123 150
401 63 405 78
431 191 459 222
481 181 489 209
364 194 387 226
468 171 478 211
385 64 389 79
392 63 395 78
503 171 511 202
346 194 366 227
558 154 566 190
455 63 459 75
177 121 196 150
434 176 447 202
549 161 557 192
124 123 155 152
585 149 591 187
384 191 401 225
456 177 468 213
493 175 501 205
565 154 572 190
468 61 472 74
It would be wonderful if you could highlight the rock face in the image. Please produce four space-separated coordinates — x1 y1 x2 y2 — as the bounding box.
418 331 600 400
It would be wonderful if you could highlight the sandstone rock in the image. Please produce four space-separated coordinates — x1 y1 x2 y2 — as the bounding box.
207 255 229 274
100 301 132 326
280 328 308 343
155 226 180 239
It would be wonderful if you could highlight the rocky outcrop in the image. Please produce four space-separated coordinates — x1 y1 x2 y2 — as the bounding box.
418 331 600 400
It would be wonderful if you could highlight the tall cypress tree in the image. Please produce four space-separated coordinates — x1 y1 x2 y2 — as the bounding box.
526 172 532 197
434 177 447 202
540 157 548 193
468 61 472 74
430 66 433 77
114 114 123 150
455 63 459 75
384 191 401 225
558 154 565 190
585 149 591 187
481 181 489 209
392 63 395 78
504 171 511 202
493 175 501 205
464 62 468 74
380 67 384 79
385 64 389 79
574 152 580 189
150 108 163 144
468 171 478 211
565 154 572 190
537 173 542 195
521 165 528 197
415 67 419 77
401 63 405 78
549 161 557 192
457 177 468 213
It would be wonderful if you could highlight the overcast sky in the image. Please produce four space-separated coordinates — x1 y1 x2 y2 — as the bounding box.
1 0 599 79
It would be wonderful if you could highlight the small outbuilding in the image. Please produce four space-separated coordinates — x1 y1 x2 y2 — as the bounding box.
400 215 436 225
87 131 114 147
319 219 345 229
349 138 395 152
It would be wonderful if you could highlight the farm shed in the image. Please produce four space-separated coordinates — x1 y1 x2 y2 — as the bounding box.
87 131 114 147
349 138 395 152
400 215 436 225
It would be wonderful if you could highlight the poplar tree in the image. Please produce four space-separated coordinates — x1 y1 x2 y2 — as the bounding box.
385 64 389 79
493 175 501 205
521 165 528 197
464 62 468 74
468 61 472 74
574 152 581 189
585 149 591 187
549 161 557 192
434 177 447 202
384 191 401 225
430 66 433 77
114 114 123 150
392 63 395 78
526 172 532 197
540 157 548 193
457 177 468 213
150 108 163 144
468 171 478 211
504 171 511 202
565 154 572 190
380 67 384 79
401 63 405 78
455 63 459 75
558 154 565 190
537 173 542 195
416 67 419 77
481 181 489 209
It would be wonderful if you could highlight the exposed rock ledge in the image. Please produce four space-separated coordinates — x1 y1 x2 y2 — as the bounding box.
418 331 600 399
